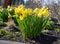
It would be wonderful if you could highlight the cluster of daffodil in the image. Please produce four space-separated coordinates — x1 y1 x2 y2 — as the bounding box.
14 5 32 20
14 5 52 38
7 6 15 19
0 6 15 22
14 5 50 20
34 7 50 17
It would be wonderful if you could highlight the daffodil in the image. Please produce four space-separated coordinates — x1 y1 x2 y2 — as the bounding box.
15 8 20 14
40 6 46 11
20 8 25 14
8 13 12 18
8 6 11 9
33 8 40 14
42 9 50 17
20 15 24 20
38 12 42 18
27 8 32 15
21 9 27 16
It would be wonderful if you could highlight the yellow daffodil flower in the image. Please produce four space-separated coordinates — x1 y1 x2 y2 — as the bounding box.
38 12 42 17
21 9 27 16
33 8 40 14
20 15 24 20
8 13 12 18
27 8 32 15
8 6 11 9
42 9 50 17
